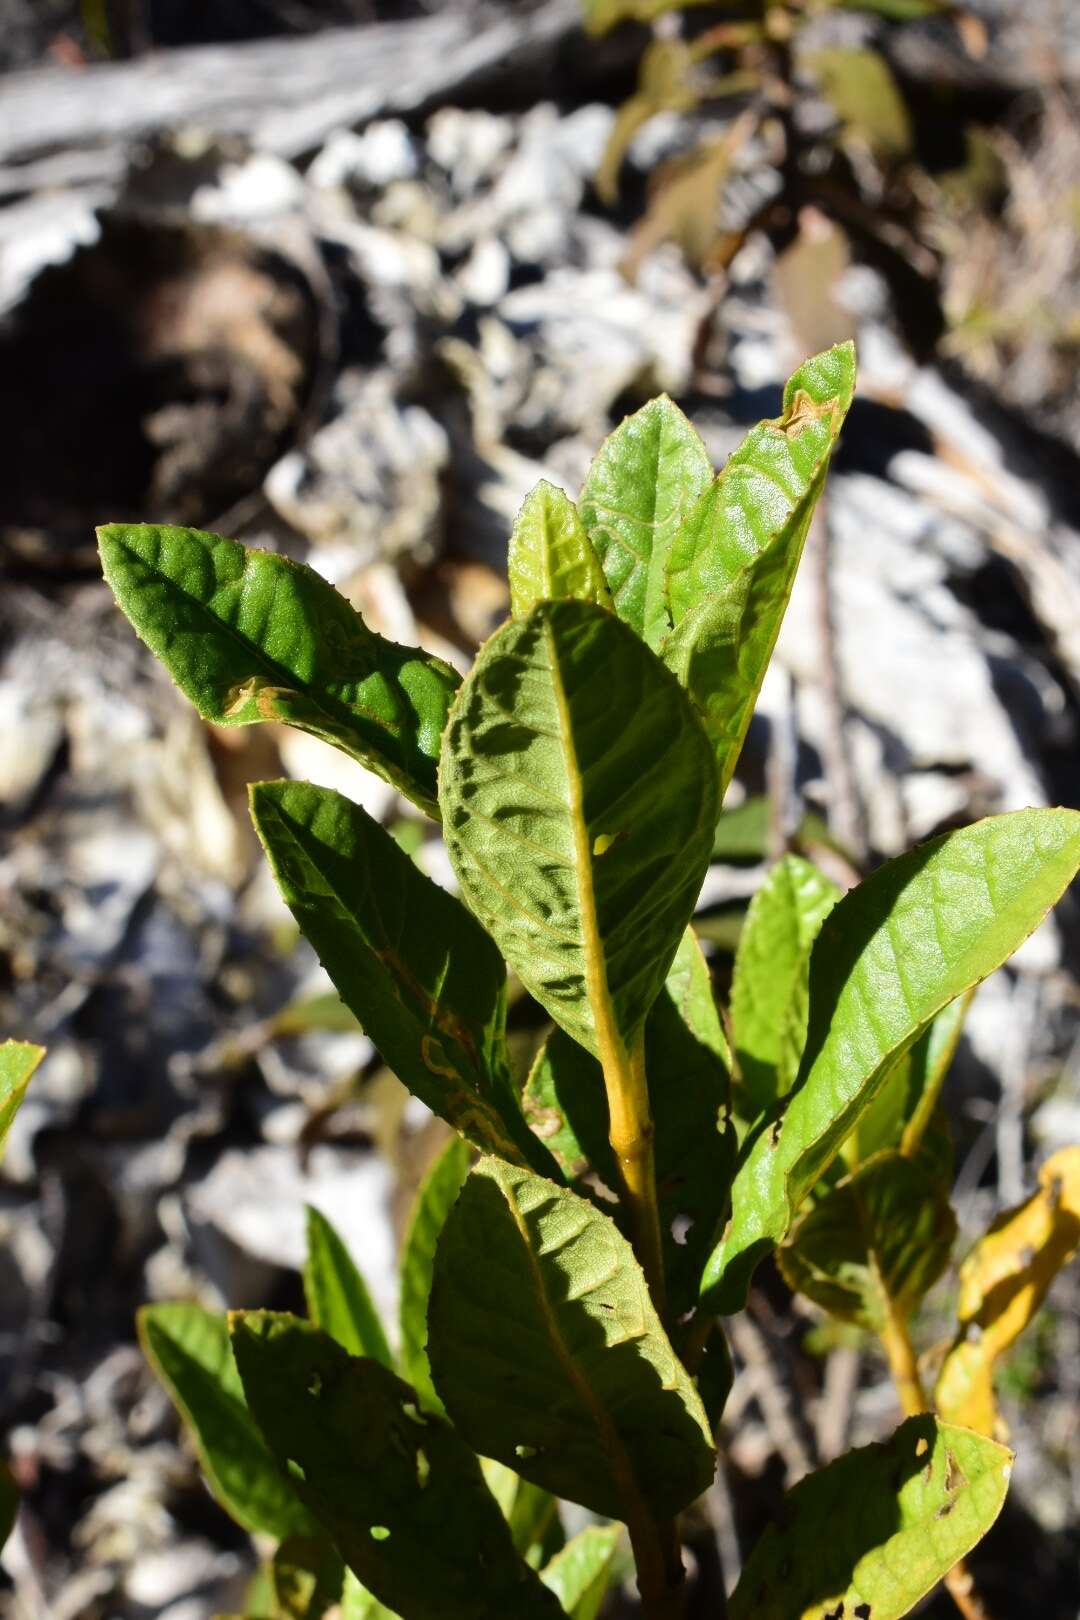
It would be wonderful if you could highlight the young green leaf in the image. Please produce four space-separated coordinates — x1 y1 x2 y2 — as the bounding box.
439 600 718 1060
578 398 712 649
661 343 855 795
98 524 459 818
664 925 731 1068
303 1205 394 1369
729 1415 1012 1620
0 1040 43 1155
730 856 840 1116
540 1524 622 1620
138 1303 315 1540
524 986 735 1316
846 993 969 1166
250 780 555 1175
703 808 1080 1313
399 1135 471 1415
935 1146 1080 1437
508 483 612 617
779 1149 956 1333
427 1157 715 1520
230 1313 563 1620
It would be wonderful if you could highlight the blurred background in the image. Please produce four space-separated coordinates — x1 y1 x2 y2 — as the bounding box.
1 1 1079 1615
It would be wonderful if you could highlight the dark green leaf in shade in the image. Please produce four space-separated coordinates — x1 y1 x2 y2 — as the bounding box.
230 1313 562 1620
98 523 459 817
847 993 970 1166
303 1205 394 1368
579 397 712 649
779 1150 957 1333
703 809 1080 1314
271 1536 346 1619
439 600 718 1059
138 1303 315 1541
729 1416 1011 1620
398 1135 471 1415
250 780 555 1175
427 1158 715 1520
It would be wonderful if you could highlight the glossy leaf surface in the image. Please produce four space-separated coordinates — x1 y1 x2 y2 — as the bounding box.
779 1150 956 1333
729 1415 1011 1620
704 809 1080 1313
730 856 840 1115
579 399 712 649
398 1135 471 1415
231 1313 562 1620
0 1040 43 1154
250 780 553 1174
427 1158 715 1519
540 1525 621 1620
99 524 458 816
138 1303 314 1540
303 1205 393 1368
440 600 717 1058
508 483 611 617
662 344 855 794
935 1146 1080 1436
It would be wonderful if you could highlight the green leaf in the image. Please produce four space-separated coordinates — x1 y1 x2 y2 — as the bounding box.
508 483 612 617
847 994 969 1166
303 1206 394 1369
399 1135 471 1415
138 1303 315 1541
341 1569 400 1619
439 600 718 1060
596 39 698 206
729 1415 1011 1620
272 1536 345 1619
524 982 735 1316
98 524 459 818
730 856 840 1116
835 0 954 17
779 1149 956 1333
703 808 1080 1313
583 0 715 34
250 780 554 1174
579 398 712 650
665 925 731 1068
230 1313 563 1620
540 1525 622 1620
711 796 838 864
661 344 855 795
0 1040 43 1155
807 48 913 160
427 1157 715 1519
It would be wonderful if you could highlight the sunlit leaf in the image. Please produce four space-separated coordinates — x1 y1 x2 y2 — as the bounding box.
427 1158 715 1519
579 400 712 650
846 994 970 1166
439 601 717 1060
138 1303 315 1540
662 344 855 797
729 1415 1011 1620
99 524 459 817
509 484 612 618
935 1147 1080 1437
399 1135 471 1415
250 780 555 1174
303 1205 394 1369
703 809 1080 1313
540 1524 622 1620
0 1040 43 1156
231 1313 562 1620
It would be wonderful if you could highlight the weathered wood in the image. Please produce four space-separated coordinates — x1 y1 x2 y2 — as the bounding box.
0 0 580 168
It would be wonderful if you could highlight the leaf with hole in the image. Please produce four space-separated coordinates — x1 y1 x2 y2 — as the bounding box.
138 1303 315 1541
230 1313 562 1620
98 524 458 817
398 1135 471 1415
579 400 712 650
935 1146 1080 1437
703 809 1080 1313
439 600 717 1060
427 1157 715 1520
729 1415 1011 1620
779 1149 956 1333
250 779 554 1173
304 1205 394 1369
508 483 612 618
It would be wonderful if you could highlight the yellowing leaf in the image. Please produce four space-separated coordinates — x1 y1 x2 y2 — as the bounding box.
935 1147 1080 1437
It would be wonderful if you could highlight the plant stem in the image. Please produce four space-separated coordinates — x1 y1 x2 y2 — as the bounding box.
878 1305 994 1620
602 1028 668 1318
627 1511 687 1620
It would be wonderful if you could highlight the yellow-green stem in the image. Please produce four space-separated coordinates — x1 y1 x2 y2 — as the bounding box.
603 1028 668 1318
